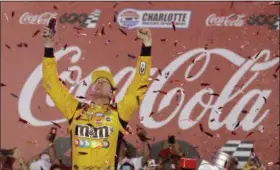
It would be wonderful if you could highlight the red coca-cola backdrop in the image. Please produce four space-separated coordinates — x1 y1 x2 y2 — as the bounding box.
1 1 279 169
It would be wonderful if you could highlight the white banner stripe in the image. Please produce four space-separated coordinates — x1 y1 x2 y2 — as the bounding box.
238 143 254 148
220 147 238 152
232 151 251 157
226 140 242 144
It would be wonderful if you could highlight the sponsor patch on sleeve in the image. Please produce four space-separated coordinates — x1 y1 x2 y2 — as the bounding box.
139 61 146 75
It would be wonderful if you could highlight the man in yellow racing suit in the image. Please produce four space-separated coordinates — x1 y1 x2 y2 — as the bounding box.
42 26 152 170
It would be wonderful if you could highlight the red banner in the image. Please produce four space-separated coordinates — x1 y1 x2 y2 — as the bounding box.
1 2 279 169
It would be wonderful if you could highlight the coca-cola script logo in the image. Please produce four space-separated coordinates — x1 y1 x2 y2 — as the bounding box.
18 46 279 133
19 12 57 25
206 13 246 27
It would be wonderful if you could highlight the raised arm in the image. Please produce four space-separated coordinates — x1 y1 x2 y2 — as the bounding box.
118 28 152 122
42 26 79 120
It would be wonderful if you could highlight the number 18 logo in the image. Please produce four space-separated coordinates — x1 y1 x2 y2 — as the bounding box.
139 62 146 75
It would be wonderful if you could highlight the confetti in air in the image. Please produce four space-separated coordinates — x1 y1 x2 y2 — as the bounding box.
157 68 162 76
105 40 111 45
128 54 136 59
78 152 88 155
234 120 241 129
149 112 155 117
245 132 255 138
17 42 28 48
5 44 11 49
10 93 19 98
174 40 178 46
101 25 105 35
204 131 214 137
58 78 66 86
51 121 62 128
76 115 82 120
210 93 220 96
200 83 210 86
215 67 220 71
119 28 128 35
172 21 176 31
82 80 87 86
63 44 68 50
113 2 118 8
113 11 118 22
76 96 86 99
263 96 267 103
242 110 248 114
153 90 167 95
19 118 30 124
199 124 204 132
87 123 93 127
32 29 40 37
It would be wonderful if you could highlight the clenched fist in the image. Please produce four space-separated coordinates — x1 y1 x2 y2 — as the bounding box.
137 28 152 47
42 26 54 48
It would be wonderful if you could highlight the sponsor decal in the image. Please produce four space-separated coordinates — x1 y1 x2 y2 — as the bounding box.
247 14 280 30
59 9 101 28
49 136 200 167
75 124 113 139
95 113 104 117
19 12 57 25
105 117 111 122
205 13 246 27
205 13 279 30
94 118 103 125
117 9 192 29
139 61 146 75
74 138 109 149
18 46 279 132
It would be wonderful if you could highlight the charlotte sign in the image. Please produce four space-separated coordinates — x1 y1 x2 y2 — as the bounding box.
18 46 279 131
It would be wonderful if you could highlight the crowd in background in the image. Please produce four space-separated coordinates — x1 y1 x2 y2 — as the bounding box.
0 125 266 170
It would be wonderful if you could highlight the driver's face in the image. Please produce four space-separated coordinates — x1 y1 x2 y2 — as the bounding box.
91 78 112 98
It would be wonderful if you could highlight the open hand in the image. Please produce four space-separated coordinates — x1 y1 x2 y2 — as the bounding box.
137 28 152 47
42 26 54 48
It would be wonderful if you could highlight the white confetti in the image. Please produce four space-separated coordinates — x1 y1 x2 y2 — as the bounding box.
4 13 8 21
258 125 264 133
268 162 274 166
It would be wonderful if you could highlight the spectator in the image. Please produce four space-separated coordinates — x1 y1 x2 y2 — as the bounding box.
242 150 266 170
29 153 52 170
157 136 185 170
118 126 151 170
0 148 28 170
29 127 71 170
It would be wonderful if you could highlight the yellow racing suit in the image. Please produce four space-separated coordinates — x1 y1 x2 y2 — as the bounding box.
42 46 151 170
